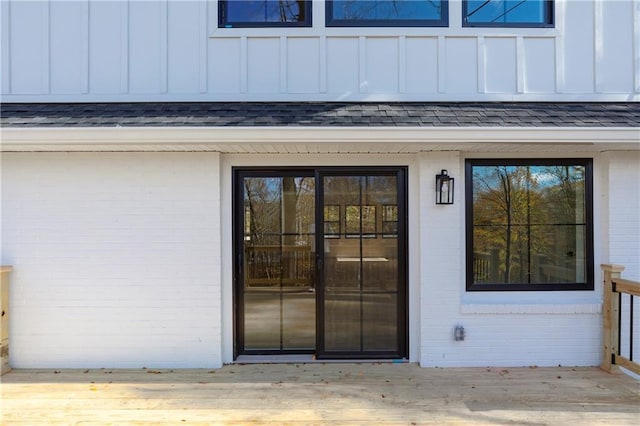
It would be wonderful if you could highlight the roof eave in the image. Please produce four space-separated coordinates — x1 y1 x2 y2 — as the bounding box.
1 126 639 153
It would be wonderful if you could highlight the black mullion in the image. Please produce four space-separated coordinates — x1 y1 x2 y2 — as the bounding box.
397 168 408 358
233 171 242 358
618 292 623 357
279 181 284 351
315 170 326 357
526 167 532 284
359 176 365 353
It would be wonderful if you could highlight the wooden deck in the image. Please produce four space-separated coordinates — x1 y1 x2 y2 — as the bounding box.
1 364 638 425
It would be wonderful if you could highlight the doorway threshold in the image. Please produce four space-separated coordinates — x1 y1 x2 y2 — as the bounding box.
235 355 408 364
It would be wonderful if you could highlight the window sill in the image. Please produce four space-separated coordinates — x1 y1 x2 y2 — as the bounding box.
461 303 601 315
209 26 560 38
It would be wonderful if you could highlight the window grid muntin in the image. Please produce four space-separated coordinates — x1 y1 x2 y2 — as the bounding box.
219 0 312 28
326 0 449 27
463 0 554 28
465 158 593 292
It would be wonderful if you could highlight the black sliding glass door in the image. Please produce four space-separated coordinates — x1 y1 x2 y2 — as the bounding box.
235 168 406 359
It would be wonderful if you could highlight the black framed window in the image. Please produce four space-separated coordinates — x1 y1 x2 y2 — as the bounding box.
466 159 593 291
463 0 553 27
219 0 311 28
327 0 448 27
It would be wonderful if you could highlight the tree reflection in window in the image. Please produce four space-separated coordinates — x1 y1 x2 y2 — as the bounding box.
467 160 592 290
464 0 553 27
324 205 341 238
346 205 377 238
382 205 398 238
327 0 447 26
221 0 310 27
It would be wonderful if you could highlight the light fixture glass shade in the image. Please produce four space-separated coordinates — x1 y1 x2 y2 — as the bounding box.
436 169 454 205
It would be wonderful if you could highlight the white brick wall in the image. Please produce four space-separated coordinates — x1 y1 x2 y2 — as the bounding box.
1 149 637 368
1 152 222 368
606 151 640 363
418 152 610 368
607 151 640 279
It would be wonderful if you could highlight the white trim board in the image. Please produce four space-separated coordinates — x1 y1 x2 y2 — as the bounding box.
1 127 638 153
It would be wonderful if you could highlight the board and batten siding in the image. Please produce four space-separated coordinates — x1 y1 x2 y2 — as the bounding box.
1 0 638 102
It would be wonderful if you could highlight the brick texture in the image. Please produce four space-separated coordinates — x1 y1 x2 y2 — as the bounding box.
1 152 222 368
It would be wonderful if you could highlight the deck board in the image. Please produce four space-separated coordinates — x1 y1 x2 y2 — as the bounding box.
1 364 638 424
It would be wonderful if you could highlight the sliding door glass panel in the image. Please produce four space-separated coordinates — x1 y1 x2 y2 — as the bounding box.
321 173 401 356
324 293 361 351
244 292 280 349
323 176 362 351
282 290 316 349
242 175 315 351
363 293 397 351
361 176 398 351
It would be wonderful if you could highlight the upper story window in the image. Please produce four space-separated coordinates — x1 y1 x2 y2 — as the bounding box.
463 0 553 27
219 1 312 28
466 159 593 292
326 0 448 27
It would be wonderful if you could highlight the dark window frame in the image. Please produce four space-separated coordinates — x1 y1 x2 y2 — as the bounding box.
324 204 341 238
326 0 449 27
462 0 554 28
233 166 408 360
219 0 312 28
465 158 594 292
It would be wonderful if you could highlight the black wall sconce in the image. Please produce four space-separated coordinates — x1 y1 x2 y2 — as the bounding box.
454 325 465 341
435 169 454 205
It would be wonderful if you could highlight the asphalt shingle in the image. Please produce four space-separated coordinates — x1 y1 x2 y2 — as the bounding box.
1 102 638 128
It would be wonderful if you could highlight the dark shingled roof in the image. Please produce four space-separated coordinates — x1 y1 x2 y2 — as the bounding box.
1 102 639 128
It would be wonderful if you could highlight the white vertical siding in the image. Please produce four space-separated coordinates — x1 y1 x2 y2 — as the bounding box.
563 0 595 93
208 38 242 93
405 37 439 94
88 1 125 94
1 0 10 95
597 0 634 93
129 1 165 94
1 152 223 368
523 38 556 93
366 38 399 93
168 1 202 94
484 38 517 93
8 1 46 94
247 38 280 93
445 38 477 94
287 38 320 93
327 37 359 95
50 1 84 94
1 0 638 101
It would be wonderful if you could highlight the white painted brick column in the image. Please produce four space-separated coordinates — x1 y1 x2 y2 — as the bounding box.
605 151 640 280
418 151 464 367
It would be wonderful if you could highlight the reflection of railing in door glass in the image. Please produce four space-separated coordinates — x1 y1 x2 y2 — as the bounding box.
245 245 314 288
